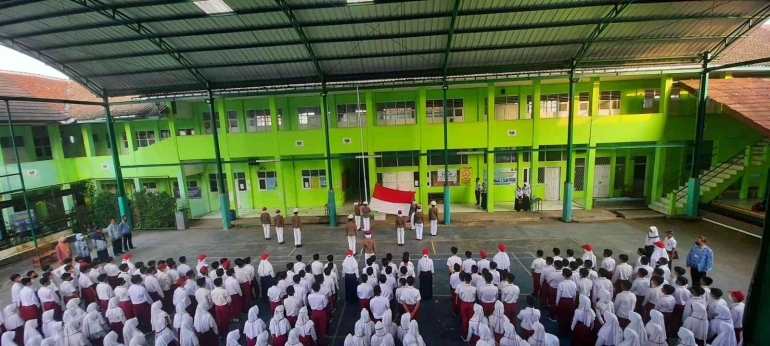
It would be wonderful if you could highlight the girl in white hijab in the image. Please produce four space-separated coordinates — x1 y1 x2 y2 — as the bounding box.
155 333 176 346
647 310 666 340
106 297 126 337
371 322 394 346
4 304 25 336
122 318 142 346
45 321 63 346
476 324 495 346
62 321 90 346
527 322 557 346
708 305 733 342
464 304 489 345
682 302 708 343
676 327 697 346
1 332 18 346
572 294 596 342
595 311 623 346
128 335 146 346
41 310 56 338
294 307 316 346
193 306 218 346
40 339 57 346
285 329 302 346
63 299 86 325
150 301 174 344
499 321 528 346
345 324 367 346
710 322 737 346
244 306 266 346
379 310 397 340
402 321 424 346
26 336 42 346
618 329 640 346
397 313 410 343
269 305 291 346
255 331 269 346
355 309 375 341
487 301 508 342
626 312 647 345
226 330 242 346
103 331 121 346
24 319 43 345
644 323 666 346
595 289 615 326
82 311 109 343
172 304 189 336
179 316 198 346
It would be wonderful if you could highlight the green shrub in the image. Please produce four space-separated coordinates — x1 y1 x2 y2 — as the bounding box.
91 191 121 227
131 190 176 228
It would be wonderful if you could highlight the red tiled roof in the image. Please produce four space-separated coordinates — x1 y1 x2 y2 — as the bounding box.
678 78 770 136
717 26 770 66
0 70 166 123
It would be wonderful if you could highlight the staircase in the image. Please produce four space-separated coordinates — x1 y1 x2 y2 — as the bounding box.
649 138 770 215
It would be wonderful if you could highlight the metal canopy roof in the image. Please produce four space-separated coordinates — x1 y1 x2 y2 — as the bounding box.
1 0 769 97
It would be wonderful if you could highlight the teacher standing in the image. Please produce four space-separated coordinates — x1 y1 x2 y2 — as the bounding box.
685 236 713 286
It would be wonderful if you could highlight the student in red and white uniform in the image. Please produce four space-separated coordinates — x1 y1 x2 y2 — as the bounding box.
18 278 40 323
37 277 61 321
400 277 421 319
127 275 153 332
499 273 520 323
307 282 329 346
530 250 546 298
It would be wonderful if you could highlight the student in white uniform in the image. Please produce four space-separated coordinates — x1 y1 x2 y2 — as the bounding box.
260 207 272 240
527 321 558 346
614 280 636 329
595 311 624 346
493 244 511 278
728 290 745 343
395 210 407 246
447 247 462 275
581 244 597 269
417 249 434 300
462 251 477 274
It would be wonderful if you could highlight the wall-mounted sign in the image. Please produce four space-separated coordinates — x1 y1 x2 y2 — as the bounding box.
295 140 304 147
26 170 38 176
507 130 517 137
101 163 110 170
342 138 352 144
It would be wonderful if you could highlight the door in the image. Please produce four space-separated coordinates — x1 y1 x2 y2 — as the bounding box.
632 156 647 198
545 167 561 201
397 171 414 192
593 165 611 198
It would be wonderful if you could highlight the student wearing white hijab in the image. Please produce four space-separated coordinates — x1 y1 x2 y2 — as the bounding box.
62 321 90 346
63 299 86 325
499 321 529 346
244 306 267 346
371 322 394 346
345 323 368 346
150 301 175 344
3 305 24 345
403 320 425 346
41 310 56 339
676 327 697 346
82 311 109 343
648 310 666 340
708 304 733 342
172 304 189 335
226 330 241 346
1 332 18 346
645 226 660 249
355 309 376 340
527 322 557 346
644 323 665 346
397 313 410 343
106 297 126 335
464 304 488 345
122 318 142 346
24 320 43 345
595 289 615 326
595 311 624 346
269 305 291 346
179 316 198 346
155 332 176 346
618 329 640 346
572 294 596 343
379 310 397 340
710 322 737 346
476 324 495 346
103 331 121 346
488 301 508 342
294 307 316 346
626 312 647 345
128 335 147 346
46 321 63 345
26 335 42 346
682 303 708 344
193 305 218 346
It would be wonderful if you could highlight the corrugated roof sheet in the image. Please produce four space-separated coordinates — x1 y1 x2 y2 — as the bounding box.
0 0 768 97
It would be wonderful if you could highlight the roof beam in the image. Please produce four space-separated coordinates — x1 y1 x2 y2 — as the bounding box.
10 0 619 40
81 35 723 78
274 0 324 82
573 0 635 66
707 3 770 62
0 0 191 27
68 0 208 88
442 0 462 81
0 0 44 11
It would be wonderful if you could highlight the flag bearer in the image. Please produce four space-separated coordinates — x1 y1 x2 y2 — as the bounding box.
362 201 371 231
354 201 362 231
428 201 439 236
413 205 424 240
395 210 406 246
275 210 285 245
260 207 272 240
409 200 417 231
292 208 303 248
346 215 357 255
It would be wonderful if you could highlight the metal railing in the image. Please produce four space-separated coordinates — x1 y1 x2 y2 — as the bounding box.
675 147 748 202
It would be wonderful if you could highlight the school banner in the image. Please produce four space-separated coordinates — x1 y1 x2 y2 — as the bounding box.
494 168 517 186
430 169 458 187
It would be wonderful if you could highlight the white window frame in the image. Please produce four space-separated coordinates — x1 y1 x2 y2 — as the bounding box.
599 91 621 116
494 96 519 120
178 128 195 136
426 98 463 123
202 111 221 134
227 110 240 133
578 92 590 117
257 171 277 190
301 169 327 189
208 173 228 193
337 103 367 127
142 182 157 192
246 109 272 132
643 89 661 113
234 172 247 191
540 93 569 118
135 130 156 148
376 101 416 126
297 106 322 130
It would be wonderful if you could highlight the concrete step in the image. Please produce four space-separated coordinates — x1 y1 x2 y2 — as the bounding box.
648 203 670 215
753 160 764 166
660 197 684 208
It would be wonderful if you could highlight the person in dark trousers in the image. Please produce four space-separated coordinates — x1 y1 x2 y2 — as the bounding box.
475 178 481 206
106 218 122 256
685 236 713 287
119 215 135 250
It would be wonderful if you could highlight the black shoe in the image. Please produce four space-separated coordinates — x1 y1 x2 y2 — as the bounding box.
129 247 136 249
295 245 299 248
279 242 285 244
266 238 271 240
298 244 303 248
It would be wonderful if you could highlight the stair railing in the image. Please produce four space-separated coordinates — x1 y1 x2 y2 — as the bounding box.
674 146 748 203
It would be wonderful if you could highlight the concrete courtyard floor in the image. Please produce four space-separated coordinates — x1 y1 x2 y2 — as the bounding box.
0 217 759 345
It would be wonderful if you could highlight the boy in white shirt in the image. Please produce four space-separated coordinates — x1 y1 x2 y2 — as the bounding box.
499 273 520 322
664 230 677 269
530 250 546 298
631 268 650 313
729 290 745 343
601 249 616 278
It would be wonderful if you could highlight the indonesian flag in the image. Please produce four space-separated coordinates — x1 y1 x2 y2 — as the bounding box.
369 184 415 215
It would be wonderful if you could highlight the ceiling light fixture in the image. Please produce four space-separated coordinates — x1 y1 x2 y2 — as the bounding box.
346 0 375 4
194 0 234 15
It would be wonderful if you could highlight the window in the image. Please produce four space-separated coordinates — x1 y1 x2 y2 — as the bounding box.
427 150 470 166
301 169 327 189
232 172 247 191
540 93 570 118
522 167 530 184
599 91 621 115
494 96 519 120
178 128 195 136
277 108 284 130
246 109 272 132
135 131 156 148
614 157 626 189
202 111 220 134
669 88 681 116
538 145 567 162
537 167 545 184
495 147 518 163
526 95 533 118
226 110 240 133
643 89 661 113
0 136 24 148
376 101 416 125
121 132 130 154
578 92 590 117
257 171 278 190
575 158 585 191
208 173 228 193
426 99 463 123
297 106 322 130
376 151 419 167
32 127 52 160
337 103 367 127
101 183 117 193
142 182 157 192
160 130 170 139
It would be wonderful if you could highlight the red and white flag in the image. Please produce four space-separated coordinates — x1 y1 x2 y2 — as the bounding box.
369 184 415 215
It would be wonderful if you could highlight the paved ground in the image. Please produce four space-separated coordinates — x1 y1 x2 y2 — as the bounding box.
0 217 759 345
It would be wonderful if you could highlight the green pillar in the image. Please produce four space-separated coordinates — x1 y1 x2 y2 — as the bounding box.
650 144 667 202
4 101 38 254
442 84 451 224
563 62 576 222
102 96 131 225
740 146 751 199
80 124 95 157
486 83 495 213
584 144 596 211
531 80 541 194
744 168 770 343
320 89 336 226
419 151 428 205
207 89 231 230
176 168 189 209
686 52 710 217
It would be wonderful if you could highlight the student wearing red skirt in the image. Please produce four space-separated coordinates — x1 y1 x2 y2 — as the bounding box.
270 305 292 346
105 297 126 343
296 307 317 346
464 304 488 346
244 306 267 346
193 305 219 345
555 269 578 337
127 275 153 332
38 277 62 321
516 295 540 340
571 295 596 346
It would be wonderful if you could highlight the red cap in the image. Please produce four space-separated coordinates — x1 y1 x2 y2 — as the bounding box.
260 253 269 260
158 263 167 270
176 277 187 286
122 253 132 260
422 249 429 255
347 250 354 256
654 241 665 248
480 250 488 258
198 254 207 261
498 244 506 252
80 263 89 270
581 244 593 251
222 260 231 269
275 209 281 214
728 290 745 301
200 266 208 275
364 230 371 235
